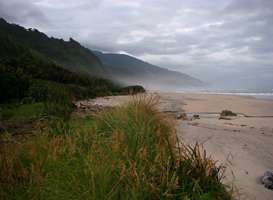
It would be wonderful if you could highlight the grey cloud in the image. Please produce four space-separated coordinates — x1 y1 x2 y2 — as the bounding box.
0 0 47 26
0 0 273 89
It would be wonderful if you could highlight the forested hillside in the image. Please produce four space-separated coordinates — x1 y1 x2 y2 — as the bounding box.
0 18 104 76
0 19 119 120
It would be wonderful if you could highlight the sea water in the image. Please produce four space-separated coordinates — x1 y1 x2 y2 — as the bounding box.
178 88 273 100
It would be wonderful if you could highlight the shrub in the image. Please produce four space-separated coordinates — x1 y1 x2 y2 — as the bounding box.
0 103 44 120
0 71 29 103
26 80 74 119
120 85 146 95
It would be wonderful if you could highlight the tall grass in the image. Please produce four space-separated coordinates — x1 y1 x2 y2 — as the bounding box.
0 96 231 200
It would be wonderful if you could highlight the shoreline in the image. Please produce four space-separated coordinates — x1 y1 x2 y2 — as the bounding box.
150 90 273 100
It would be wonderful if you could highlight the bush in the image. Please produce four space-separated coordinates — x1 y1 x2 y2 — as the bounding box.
0 71 29 103
121 85 146 95
0 103 44 120
25 80 73 119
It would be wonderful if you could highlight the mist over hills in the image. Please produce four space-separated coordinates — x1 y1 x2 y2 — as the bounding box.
94 51 203 90
0 18 203 89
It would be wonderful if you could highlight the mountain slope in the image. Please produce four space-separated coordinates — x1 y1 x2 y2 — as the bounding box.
0 18 104 76
0 18 203 90
94 51 203 90
0 20 119 104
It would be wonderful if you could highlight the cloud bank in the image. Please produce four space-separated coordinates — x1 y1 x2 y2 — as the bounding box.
1 0 273 89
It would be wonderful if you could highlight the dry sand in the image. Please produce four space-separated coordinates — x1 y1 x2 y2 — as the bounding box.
159 92 273 200
77 92 273 199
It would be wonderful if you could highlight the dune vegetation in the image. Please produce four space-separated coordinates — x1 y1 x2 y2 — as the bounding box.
0 96 231 200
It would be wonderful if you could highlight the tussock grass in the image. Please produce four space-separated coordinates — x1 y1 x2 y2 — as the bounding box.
0 95 231 200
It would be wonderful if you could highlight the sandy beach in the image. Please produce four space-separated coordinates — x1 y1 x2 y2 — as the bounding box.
158 92 273 200
77 92 273 200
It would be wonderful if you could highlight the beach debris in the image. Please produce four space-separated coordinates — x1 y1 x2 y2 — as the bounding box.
220 110 237 117
74 101 112 117
219 110 237 120
261 170 273 190
193 114 200 119
219 116 232 120
188 122 199 126
176 113 187 120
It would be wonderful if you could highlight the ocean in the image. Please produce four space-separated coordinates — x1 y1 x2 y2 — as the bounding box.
178 88 273 100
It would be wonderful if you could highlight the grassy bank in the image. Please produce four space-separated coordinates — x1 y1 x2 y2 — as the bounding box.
0 97 231 200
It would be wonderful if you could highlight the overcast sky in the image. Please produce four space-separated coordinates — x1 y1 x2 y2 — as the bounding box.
1 0 273 89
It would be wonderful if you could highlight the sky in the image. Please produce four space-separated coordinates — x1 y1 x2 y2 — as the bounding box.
1 0 273 89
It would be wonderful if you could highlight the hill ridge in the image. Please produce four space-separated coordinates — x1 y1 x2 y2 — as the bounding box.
0 18 203 89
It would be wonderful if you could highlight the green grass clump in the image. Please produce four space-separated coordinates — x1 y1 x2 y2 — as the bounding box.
0 103 44 120
0 96 231 200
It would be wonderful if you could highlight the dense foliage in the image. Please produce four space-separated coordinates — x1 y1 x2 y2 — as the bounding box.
121 85 146 95
0 18 104 75
0 19 120 118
